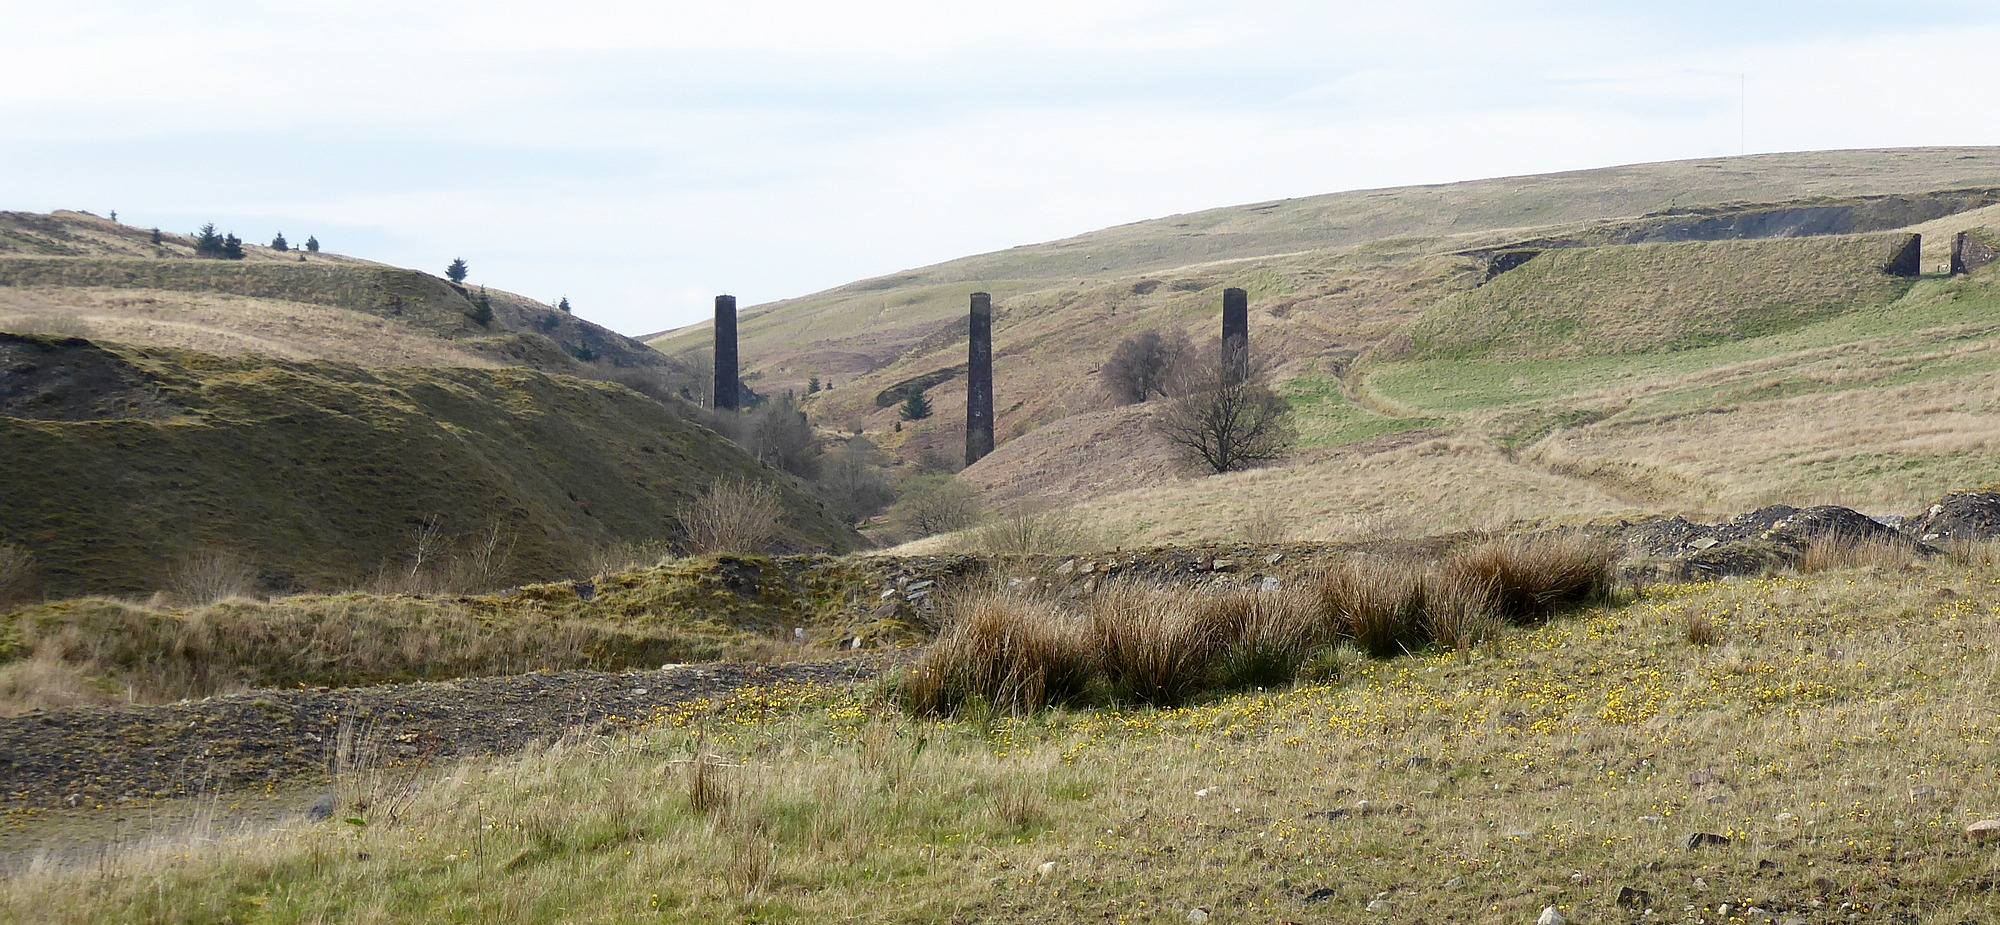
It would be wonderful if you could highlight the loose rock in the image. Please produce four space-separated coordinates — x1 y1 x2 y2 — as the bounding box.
1537 906 1567 925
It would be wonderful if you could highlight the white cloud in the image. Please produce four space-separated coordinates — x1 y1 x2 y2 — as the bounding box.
4 2 1999 334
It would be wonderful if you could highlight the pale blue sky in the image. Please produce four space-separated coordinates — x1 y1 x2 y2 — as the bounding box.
4 1 1997 334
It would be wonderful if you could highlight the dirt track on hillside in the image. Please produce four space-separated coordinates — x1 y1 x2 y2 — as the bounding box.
0 659 887 811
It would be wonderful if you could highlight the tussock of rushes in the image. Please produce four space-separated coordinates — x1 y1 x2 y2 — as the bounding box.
899 592 1095 716
1086 585 1222 707
900 535 1620 715
1423 576 1501 652
1797 532 1920 574
1315 558 1430 657
1444 534 1617 624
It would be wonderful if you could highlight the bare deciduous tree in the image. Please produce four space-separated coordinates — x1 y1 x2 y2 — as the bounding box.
679 478 786 554
1152 347 1296 474
1100 329 1193 405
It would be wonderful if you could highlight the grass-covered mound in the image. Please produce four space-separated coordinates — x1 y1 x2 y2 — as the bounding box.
7 553 1998 922
0 335 859 597
1403 234 1921 361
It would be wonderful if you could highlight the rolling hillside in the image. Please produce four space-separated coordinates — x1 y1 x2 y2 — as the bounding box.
0 333 859 597
0 211 860 596
642 147 2000 549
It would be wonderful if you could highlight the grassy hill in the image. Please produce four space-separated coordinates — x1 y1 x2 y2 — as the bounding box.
639 147 2000 551
0 333 859 597
0 211 693 392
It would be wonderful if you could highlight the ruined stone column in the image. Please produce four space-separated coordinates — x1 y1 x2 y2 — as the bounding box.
1886 234 1922 278
1221 287 1249 383
1952 230 2000 276
965 292 994 466
713 294 739 411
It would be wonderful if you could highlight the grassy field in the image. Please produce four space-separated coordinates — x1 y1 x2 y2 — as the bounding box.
0 335 858 597
8 554 1997 922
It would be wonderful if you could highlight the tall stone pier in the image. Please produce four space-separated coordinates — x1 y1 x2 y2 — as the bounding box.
1221 287 1249 382
965 292 994 466
1952 230 2000 276
713 294 739 411
1886 234 1922 278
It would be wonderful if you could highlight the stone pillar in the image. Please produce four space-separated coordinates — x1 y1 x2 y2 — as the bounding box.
1951 230 2000 276
713 294 739 411
1221 287 1249 382
1886 234 1922 278
965 292 994 466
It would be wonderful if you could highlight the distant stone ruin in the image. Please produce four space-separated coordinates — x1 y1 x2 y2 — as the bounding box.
965 292 994 466
1885 233 1922 278
1952 230 2000 276
1483 249 1541 281
1221 287 1248 381
713 294 739 411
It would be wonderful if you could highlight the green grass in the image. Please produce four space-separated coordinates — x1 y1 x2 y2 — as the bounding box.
1280 373 1438 449
10 559 2000 922
0 336 858 597
1403 234 1918 362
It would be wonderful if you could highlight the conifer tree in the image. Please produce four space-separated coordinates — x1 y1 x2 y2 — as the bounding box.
900 390 933 421
446 258 468 284
305 235 320 253
271 232 289 252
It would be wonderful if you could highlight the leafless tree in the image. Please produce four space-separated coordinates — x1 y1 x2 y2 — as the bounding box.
1152 346 1295 474
1100 329 1193 404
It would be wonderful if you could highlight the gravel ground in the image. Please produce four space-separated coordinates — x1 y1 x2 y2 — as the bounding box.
0 658 888 812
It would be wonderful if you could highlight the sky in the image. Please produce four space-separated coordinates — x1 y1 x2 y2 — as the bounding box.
5 1 2000 335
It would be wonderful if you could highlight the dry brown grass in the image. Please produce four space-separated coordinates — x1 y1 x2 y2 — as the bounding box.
900 592 1095 716
907 536 1617 714
1797 532 1922 573
1314 558 1430 657
1445 533 1618 623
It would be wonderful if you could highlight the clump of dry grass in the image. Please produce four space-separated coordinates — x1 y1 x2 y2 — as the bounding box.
1086 585 1229 706
1444 534 1617 624
1685 611 1722 647
1314 558 1430 657
901 535 1620 715
900 592 1095 716
1797 532 1920 574
1423 576 1502 652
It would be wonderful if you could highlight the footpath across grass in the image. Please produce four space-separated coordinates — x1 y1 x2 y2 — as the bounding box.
6 557 2000 923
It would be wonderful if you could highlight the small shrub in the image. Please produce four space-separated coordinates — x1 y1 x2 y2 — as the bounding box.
1445 534 1617 624
889 475 982 539
901 591 1094 716
963 508 1093 556
678 479 785 555
0 542 35 607
168 549 257 606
